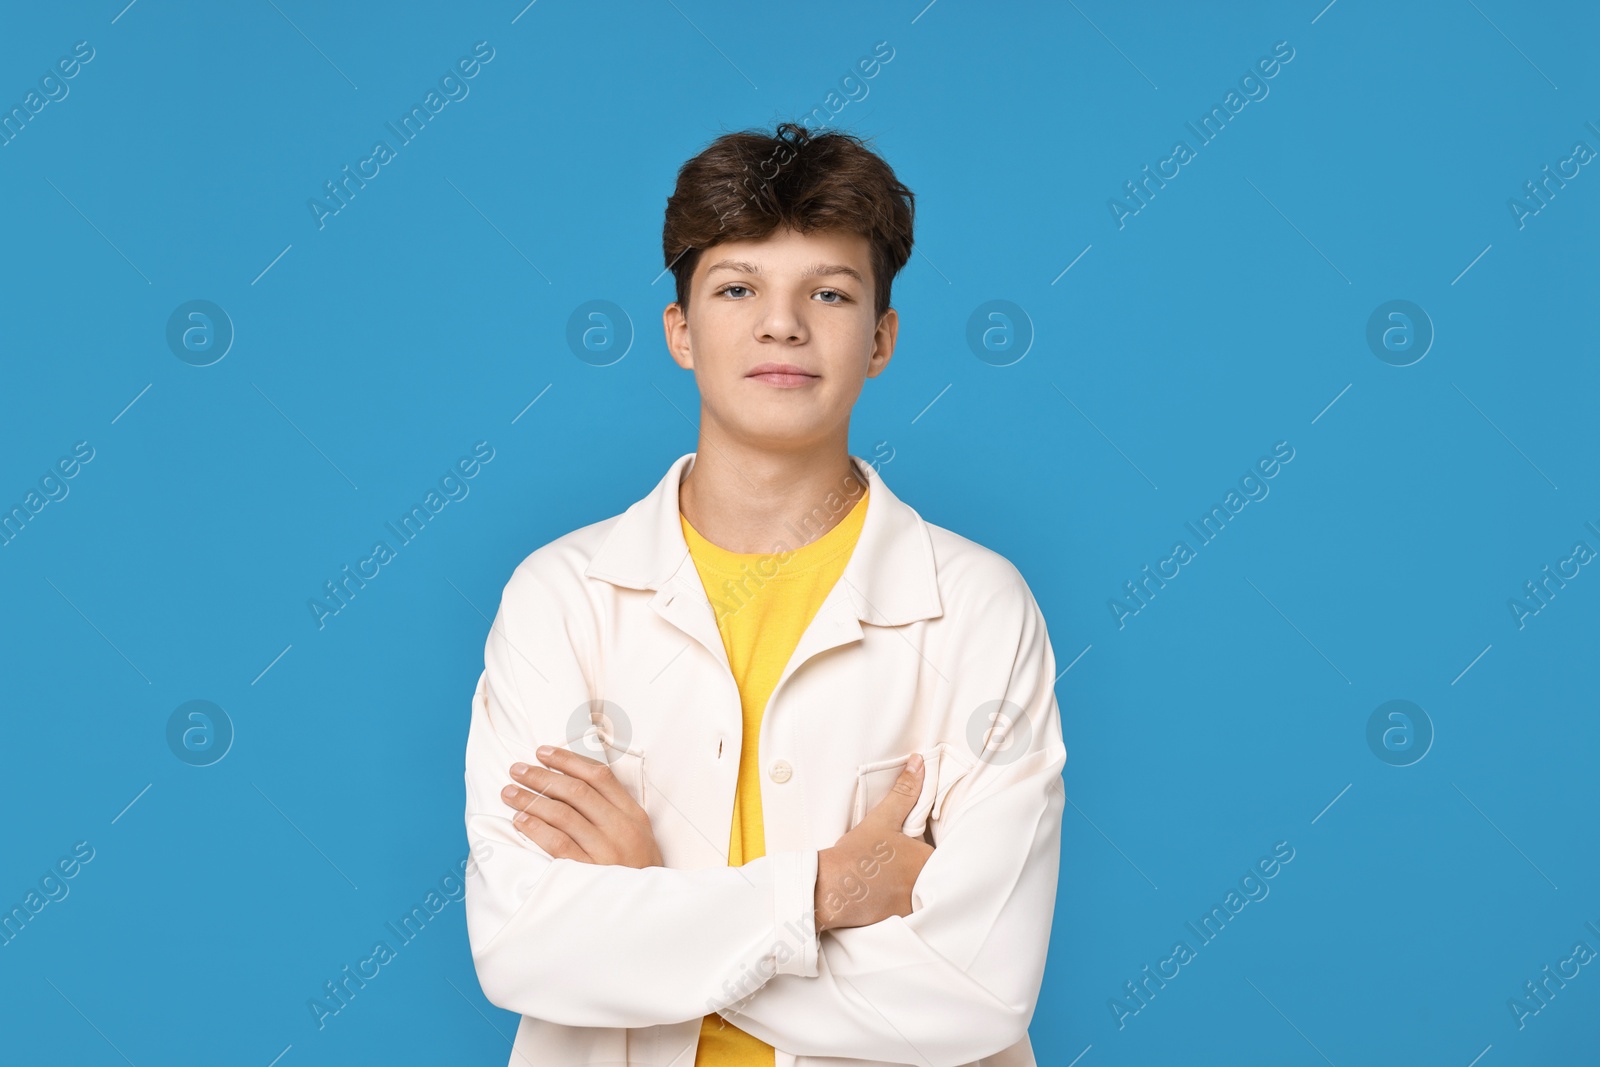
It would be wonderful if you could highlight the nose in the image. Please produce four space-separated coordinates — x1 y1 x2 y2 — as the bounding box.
755 293 807 344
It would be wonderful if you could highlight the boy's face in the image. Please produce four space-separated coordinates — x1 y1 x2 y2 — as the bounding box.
663 225 897 453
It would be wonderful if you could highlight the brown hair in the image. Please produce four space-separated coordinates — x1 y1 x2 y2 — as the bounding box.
662 122 915 321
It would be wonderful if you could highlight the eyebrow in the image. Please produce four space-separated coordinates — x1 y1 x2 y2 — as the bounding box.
703 259 866 285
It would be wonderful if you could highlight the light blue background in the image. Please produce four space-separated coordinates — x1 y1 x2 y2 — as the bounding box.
2 1 1596 1064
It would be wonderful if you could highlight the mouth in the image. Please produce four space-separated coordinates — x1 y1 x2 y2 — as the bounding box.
746 362 819 388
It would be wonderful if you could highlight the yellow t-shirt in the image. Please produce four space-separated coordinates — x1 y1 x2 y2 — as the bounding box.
682 484 869 1066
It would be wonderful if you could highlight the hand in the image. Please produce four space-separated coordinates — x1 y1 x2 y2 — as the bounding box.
814 753 936 933
501 746 664 869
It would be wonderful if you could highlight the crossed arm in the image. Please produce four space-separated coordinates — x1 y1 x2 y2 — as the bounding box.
463 561 1066 1066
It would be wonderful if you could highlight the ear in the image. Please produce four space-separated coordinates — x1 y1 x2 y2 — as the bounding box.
662 302 694 371
865 306 898 379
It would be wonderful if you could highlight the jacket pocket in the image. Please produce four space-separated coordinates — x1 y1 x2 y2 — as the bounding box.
850 740 974 841
571 722 648 809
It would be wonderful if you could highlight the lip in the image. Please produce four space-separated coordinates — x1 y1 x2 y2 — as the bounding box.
746 362 817 377
746 362 819 388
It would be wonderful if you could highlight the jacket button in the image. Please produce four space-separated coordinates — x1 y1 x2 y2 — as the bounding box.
768 759 793 784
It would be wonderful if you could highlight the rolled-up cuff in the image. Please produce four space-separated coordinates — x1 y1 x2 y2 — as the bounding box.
769 849 821 979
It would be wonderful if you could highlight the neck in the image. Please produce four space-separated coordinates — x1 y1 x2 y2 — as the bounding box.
679 436 866 555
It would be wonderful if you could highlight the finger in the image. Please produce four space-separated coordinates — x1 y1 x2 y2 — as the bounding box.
509 759 606 820
501 779 612 859
531 746 642 813
507 752 642 856
865 753 926 826
508 808 595 863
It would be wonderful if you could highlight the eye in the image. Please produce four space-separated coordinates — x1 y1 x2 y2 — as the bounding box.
815 289 849 304
716 284 751 299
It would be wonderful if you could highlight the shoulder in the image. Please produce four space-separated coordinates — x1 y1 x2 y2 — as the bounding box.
495 512 623 616
917 516 1054 665
510 513 618 580
918 516 1063 747
923 518 1039 614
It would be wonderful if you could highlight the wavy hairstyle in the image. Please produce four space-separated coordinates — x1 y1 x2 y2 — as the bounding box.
662 122 915 321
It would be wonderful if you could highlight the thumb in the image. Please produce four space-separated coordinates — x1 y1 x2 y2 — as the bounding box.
866 752 925 826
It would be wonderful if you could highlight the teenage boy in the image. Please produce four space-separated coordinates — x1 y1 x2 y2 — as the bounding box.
463 123 1067 1067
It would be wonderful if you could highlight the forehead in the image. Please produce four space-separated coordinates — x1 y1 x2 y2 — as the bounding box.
695 227 872 284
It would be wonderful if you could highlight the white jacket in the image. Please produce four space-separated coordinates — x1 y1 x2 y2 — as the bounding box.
463 451 1067 1067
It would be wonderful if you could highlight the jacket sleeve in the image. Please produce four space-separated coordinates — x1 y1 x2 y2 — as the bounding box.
463 558 823 1028
714 572 1068 1067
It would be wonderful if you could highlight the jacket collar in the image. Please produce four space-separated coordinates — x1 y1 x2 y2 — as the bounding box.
584 451 943 627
